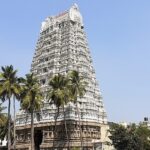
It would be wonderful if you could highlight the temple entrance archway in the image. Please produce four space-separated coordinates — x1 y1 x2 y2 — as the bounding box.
34 130 43 150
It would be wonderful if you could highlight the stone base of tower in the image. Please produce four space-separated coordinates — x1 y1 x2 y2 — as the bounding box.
15 120 104 150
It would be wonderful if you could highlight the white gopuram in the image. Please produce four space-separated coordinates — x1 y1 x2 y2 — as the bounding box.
16 4 107 150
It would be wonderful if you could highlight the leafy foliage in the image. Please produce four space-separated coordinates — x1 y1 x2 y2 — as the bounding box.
47 74 70 108
67 70 87 102
21 73 43 112
0 103 7 141
0 103 7 126
0 117 14 143
0 65 21 101
109 123 150 150
0 65 22 150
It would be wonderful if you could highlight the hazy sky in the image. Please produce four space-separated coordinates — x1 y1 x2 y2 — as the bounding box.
0 0 150 123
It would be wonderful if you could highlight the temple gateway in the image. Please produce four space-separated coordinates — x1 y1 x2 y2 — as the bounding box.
16 4 107 150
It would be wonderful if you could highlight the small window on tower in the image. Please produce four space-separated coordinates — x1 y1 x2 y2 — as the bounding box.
59 24 61 29
43 68 48 73
45 58 48 61
41 79 46 85
36 113 40 121
50 25 53 31
62 22 64 28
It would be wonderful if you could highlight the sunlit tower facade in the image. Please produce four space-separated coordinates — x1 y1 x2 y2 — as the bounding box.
16 4 107 150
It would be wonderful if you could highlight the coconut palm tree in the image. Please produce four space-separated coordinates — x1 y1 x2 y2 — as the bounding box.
47 74 70 149
20 73 43 150
67 70 87 150
0 65 21 150
13 77 24 150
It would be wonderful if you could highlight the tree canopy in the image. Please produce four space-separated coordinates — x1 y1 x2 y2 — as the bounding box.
109 123 150 150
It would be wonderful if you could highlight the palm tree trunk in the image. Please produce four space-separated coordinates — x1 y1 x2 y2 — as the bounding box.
53 107 60 149
63 106 70 150
31 109 34 150
8 98 11 150
13 96 16 150
76 104 83 150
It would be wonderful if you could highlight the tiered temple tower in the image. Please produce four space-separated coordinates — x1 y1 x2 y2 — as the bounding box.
16 4 107 150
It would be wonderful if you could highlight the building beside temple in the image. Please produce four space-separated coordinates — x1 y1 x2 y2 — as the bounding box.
16 4 108 150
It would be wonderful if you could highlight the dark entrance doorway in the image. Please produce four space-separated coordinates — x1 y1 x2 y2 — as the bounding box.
34 130 43 150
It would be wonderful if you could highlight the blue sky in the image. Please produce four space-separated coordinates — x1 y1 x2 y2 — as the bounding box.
0 0 150 123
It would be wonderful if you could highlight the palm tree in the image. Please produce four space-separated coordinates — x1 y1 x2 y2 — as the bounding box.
0 65 21 150
47 74 70 149
67 70 87 150
20 73 43 150
13 77 23 150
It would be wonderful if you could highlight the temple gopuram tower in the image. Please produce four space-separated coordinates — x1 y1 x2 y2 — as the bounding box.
16 4 107 150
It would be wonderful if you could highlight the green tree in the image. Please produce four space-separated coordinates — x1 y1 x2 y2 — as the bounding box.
20 73 43 150
0 119 8 144
0 102 7 142
0 102 7 126
67 70 87 150
108 123 129 150
0 117 14 145
47 74 70 149
136 125 150 150
109 123 150 150
0 65 21 150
